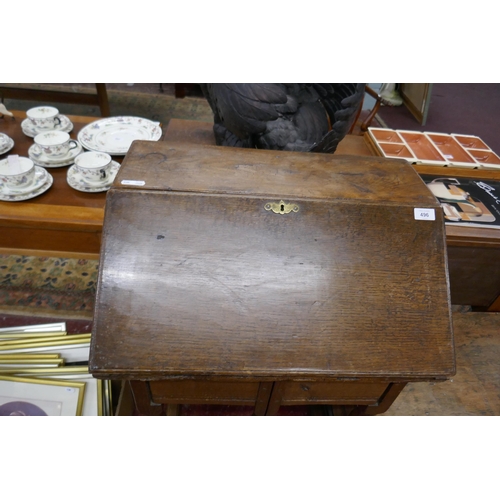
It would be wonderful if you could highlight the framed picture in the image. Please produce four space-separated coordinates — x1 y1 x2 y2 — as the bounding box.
0 333 90 349
0 332 67 342
0 359 65 371
97 375 104 416
0 375 85 416
2 367 104 416
0 335 70 347
0 353 61 359
0 336 91 363
6 366 87 375
0 322 66 334
103 379 112 416
32 373 101 416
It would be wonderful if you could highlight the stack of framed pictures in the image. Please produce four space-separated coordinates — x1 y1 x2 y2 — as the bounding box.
0 323 112 416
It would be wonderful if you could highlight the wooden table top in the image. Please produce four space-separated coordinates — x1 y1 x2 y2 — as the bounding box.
0 111 110 257
0 110 108 208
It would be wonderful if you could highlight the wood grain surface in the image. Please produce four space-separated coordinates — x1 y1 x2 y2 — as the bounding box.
114 141 439 207
91 142 454 383
162 120 500 310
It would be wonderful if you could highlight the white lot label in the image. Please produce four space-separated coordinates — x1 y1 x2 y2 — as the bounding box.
414 208 436 220
121 180 145 186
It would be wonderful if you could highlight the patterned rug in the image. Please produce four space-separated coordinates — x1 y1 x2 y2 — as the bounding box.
0 254 99 319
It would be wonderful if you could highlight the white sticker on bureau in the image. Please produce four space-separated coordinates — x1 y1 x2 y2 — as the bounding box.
121 180 145 186
414 208 436 220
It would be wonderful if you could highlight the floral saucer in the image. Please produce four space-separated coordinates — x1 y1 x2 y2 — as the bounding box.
77 116 161 155
21 115 73 138
67 161 120 193
0 166 53 201
0 133 15 156
28 142 83 168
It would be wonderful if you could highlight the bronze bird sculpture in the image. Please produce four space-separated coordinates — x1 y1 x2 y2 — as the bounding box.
200 83 365 154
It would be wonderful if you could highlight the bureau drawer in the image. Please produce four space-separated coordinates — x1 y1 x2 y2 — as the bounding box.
149 380 261 405
278 381 389 405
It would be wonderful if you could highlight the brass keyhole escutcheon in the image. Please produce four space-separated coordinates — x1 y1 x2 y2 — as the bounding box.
265 200 299 214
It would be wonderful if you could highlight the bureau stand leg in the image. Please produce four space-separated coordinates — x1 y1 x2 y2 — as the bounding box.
325 405 359 416
165 404 181 416
129 381 163 416
348 383 407 416
363 383 407 415
254 382 274 416
322 383 408 416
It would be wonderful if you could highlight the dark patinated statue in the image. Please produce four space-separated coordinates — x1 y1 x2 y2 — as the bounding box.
200 83 365 154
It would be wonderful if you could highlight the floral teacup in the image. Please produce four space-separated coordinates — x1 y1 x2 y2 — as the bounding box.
74 152 112 185
26 106 61 130
0 156 36 192
34 131 78 158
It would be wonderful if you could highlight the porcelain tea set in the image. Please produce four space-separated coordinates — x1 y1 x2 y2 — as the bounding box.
0 106 129 201
0 155 53 202
0 131 15 157
21 106 74 138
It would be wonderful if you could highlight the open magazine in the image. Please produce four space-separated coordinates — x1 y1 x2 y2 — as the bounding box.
420 175 500 229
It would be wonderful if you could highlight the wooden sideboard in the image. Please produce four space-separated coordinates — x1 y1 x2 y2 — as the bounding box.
0 111 107 259
89 140 455 416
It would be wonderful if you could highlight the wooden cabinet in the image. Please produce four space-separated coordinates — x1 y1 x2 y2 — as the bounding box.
89 140 455 415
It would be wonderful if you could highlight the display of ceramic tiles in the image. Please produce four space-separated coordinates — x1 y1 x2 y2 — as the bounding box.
367 128 500 169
